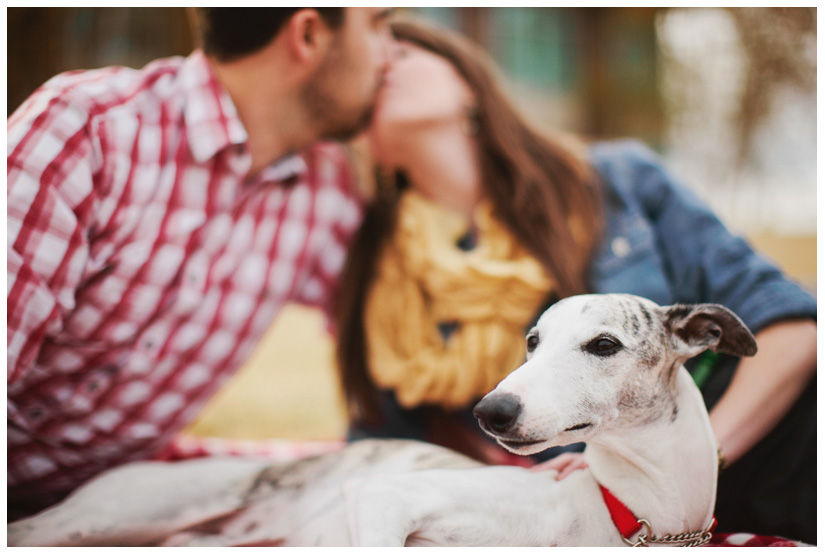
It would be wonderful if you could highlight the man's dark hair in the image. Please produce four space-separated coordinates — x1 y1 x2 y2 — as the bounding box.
192 8 345 62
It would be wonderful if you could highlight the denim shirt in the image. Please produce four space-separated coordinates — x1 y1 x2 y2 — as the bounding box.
587 140 816 334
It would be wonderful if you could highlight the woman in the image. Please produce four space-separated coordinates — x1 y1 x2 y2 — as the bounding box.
335 20 816 542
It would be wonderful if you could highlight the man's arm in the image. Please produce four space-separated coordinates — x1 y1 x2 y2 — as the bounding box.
291 143 364 331
8 91 98 383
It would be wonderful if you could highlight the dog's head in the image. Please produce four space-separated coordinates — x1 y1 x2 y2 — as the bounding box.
474 294 757 455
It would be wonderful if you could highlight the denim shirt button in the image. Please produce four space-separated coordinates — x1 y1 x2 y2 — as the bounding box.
611 237 631 258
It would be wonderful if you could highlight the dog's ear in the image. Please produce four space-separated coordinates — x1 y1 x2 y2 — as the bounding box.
664 304 758 359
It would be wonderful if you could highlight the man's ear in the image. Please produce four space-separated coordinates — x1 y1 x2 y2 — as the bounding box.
284 9 335 64
664 303 758 359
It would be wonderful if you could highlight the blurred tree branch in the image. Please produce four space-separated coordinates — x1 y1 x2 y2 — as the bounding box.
725 7 816 166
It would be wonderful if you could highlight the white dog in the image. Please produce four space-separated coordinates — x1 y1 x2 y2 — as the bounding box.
8 294 756 546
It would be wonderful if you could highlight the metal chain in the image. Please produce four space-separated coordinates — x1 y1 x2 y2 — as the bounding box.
626 518 716 547
648 528 714 547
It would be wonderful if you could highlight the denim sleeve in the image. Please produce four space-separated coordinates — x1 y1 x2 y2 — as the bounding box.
590 140 816 334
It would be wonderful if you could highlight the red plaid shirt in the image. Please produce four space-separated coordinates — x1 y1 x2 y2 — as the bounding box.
7 51 363 515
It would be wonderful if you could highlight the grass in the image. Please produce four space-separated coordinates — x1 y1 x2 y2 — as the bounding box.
184 304 348 440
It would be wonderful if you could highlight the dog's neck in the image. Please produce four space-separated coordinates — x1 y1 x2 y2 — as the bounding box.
584 366 717 539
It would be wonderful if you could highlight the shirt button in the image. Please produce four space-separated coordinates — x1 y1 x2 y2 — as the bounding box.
27 406 45 422
611 237 631 258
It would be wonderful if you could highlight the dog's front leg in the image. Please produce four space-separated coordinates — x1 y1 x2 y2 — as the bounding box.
344 477 417 546
346 466 590 547
344 469 519 547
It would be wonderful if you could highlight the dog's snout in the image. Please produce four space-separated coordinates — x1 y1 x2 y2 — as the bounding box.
474 394 522 434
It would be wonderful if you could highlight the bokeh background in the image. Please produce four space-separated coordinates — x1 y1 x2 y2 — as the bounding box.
8 7 816 441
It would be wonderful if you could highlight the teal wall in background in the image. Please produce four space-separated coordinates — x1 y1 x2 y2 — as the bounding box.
488 7 578 94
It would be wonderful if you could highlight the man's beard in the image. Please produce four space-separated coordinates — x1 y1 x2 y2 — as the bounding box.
301 52 381 142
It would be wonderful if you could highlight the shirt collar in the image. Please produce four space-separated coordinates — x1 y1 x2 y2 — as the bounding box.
181 50 249 163
180 50 307 183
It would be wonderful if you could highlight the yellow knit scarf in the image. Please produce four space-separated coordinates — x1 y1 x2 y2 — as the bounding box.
364 191 554 409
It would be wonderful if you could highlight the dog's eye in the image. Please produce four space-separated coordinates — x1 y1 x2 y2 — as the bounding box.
526 333 539 353
585 336 622 356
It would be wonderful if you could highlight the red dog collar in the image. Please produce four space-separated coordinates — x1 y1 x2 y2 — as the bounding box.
599 484 717 546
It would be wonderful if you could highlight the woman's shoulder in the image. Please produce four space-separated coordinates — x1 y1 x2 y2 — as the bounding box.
588 138 659 162
586 139 691 213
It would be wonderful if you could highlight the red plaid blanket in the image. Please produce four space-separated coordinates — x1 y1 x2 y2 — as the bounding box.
154 434 346 462
707 533 807 547
156 435 811 547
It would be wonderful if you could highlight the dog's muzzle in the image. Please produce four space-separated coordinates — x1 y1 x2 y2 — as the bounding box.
473 393 522 435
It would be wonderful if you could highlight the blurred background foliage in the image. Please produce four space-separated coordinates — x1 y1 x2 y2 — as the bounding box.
8 7 816 440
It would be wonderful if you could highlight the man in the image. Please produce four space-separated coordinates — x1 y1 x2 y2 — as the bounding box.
7 7 395 519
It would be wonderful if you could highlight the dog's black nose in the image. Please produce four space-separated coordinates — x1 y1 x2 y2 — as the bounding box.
473 393 522 434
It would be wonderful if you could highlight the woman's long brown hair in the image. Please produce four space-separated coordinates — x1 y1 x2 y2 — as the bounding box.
335 19 603 424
